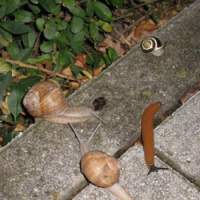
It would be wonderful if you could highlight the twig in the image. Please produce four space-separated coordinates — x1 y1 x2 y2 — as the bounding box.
112 27 132 48
113 0 160 21
5 58 79 82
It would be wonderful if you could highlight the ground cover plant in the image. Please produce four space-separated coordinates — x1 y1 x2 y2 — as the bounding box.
0 0 195 146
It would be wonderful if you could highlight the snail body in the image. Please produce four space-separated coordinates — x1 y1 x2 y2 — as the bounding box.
23 81 97 124
69 124 132 200
81 150 120 188
140 36 164 56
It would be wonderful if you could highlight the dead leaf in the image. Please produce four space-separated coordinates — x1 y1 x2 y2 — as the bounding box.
75 54 87 68
14 123 26 132
93 64 106 77
133 19 157 40
98 35 125 56
69 81 80 90
61 66 74 79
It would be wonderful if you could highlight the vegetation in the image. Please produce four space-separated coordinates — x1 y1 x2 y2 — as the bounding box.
0 0 194 146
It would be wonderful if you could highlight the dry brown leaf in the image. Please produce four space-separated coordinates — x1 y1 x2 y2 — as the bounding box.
14 123 26 132
93 64 106 77
61 66 74 79
133 19 158 40
75 54 87 69
69 81 80 90
0 97 9 115
98 35 125 56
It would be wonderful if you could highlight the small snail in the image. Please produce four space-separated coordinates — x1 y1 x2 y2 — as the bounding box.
140 36 164 56
69 124 132 200
23 81 101 124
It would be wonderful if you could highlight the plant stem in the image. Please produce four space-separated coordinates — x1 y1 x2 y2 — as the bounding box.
5 58 79 82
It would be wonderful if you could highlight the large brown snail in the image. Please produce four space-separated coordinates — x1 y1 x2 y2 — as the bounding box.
70 124 133 200
23 80 101 124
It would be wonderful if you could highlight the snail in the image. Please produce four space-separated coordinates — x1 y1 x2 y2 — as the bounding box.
69 123 133 200
141 102 168 174
140 36 164 56
23 80 102 124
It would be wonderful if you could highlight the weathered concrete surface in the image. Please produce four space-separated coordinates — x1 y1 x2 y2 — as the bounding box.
73 145 200 200
0 0 200 199
155 91 200 187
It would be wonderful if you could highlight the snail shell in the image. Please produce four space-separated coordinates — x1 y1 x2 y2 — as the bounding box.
140 36 164 56
23 81 67 117
81 150 120 188
23 81 98 124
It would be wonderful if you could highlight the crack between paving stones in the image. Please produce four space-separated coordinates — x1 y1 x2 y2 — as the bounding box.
155 148 200 192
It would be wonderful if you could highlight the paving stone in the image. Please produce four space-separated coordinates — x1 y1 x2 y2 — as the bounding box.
155 91 200 187
0 1 200 199
73 145 200 200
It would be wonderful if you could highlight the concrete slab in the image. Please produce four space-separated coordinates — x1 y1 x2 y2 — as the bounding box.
155 91 200 187
0 0 200 199
73 145 200 200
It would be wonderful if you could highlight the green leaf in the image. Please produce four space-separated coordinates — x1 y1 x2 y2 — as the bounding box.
36 18 45 32
0 58 12 74
62 0 75 7
70 16 84 34
70 64 82 77
56 19 68 31
40 41 54 53
26 54 51 64
28 4 41 15
0 27 13 47
30 0 39 4
7 86 23 121
101 22 113 32
107 47 118 62
64 4 86 18
86 0 94 17
7 42 32 60
109 0 124 7
8 76 41 120
94 1 112 22
39 0 60 14
44 20 58 40
58 50 73 67
14 10 34 23
22 31 37 48
0 72 12 103
0 21 31 35
89 22 102 42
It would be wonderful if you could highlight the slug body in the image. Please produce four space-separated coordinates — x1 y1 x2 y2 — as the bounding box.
23 81 96 124
141 102 167 174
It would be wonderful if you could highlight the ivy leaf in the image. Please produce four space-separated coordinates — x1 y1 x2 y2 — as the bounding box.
94 1 112 22
71 16 84 34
